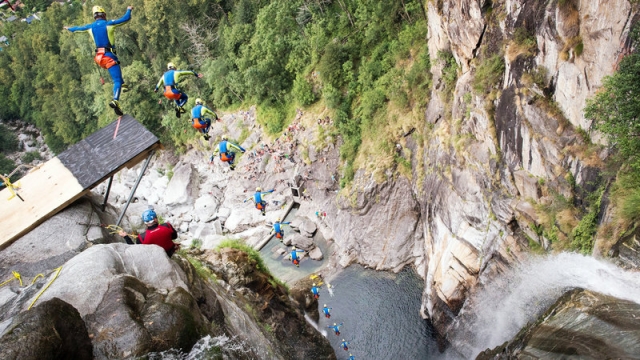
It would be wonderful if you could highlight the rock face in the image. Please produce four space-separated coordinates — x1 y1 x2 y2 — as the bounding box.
0 298 93 360
477 289 640 359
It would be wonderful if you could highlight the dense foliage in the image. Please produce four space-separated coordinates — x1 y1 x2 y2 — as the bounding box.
0 0 429 185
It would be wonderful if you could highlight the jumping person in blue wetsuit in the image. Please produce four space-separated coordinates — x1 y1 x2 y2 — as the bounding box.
64 5 133 116
322 304 332 318
327 322 343 336
212 135 245 170
244 187 274 215
155 62 203 118
191 98 218 140
289 247 305 267
270 218 291 240
340 339 350 351
311 283 320 299
348 354 355 360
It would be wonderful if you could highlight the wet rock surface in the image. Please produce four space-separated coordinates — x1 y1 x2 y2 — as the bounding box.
477 289 640 359
0 297 93 360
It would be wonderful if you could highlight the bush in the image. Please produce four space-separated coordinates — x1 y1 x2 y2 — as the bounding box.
22 151 42 163
0 154 16 175
292 74 317 106
473 53 505 94
0 124 18 153
216 239 269 273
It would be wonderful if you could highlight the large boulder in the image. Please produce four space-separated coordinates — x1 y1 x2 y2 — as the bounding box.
290 234 314 251
308 247 323 261
164 162 198 206
477 289 640 359
0 297 93 360
299 218 317 237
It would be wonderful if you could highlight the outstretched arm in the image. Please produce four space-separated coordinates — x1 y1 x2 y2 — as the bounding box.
106 7 133 27
65 23 92 33
174 70 201 82
228 142 245 153
154 76 164 92
202 107 218 120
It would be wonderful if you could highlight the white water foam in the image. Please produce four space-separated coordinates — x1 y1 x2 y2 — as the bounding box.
447 252 640 359
304 312 328 337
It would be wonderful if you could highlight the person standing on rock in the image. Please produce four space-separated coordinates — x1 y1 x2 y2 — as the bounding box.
289 247 305 267
64 5 133 116
212 135 245 170
270 218 291 240
117 207 179 257
340 339 350 351
311 283 320 299
190 98 218 140
327 322 343 336
322 304 332 318
244 187 274 215
155 62 203 118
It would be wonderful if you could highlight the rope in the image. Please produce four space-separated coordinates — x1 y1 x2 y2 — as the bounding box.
28 266 62 310
0 271 44 287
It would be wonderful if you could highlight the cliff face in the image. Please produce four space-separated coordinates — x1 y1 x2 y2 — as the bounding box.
323 0 636 339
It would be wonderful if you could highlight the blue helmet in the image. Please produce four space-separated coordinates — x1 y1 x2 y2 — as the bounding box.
142 208 157 224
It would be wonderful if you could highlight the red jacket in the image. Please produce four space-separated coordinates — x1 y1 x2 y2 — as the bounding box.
136 223 178 257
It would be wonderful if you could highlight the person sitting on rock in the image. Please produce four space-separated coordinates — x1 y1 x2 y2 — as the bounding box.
270 218 291 240
190 98 218 140
118 207 179 257
327 322 343 336
322 304 332 318
340 339 350 351
311 283 320 299
244 187 274 215
289 247 305 267
211 135 245 170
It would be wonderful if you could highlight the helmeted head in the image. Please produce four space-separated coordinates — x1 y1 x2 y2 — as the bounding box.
276 217 281 222
342 339 346 342
141 207 157 226
313 283 316 286
256 187 262 192
323 304 327 307
333 323 337 326
167 62 176 70
221 135 228 140
292 247 297 251
195 98 203 105
93 5 106 20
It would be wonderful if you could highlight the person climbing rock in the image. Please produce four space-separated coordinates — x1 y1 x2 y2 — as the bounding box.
244 187 274 215
289 247 305 267
155 62 203 118
117 207 179 257
270 218 291 240
311 283 320 299
190 98 217 140
64 5 133 116
327 322 343 336
212 135 245 170
340 339 350 351
322 304 332 318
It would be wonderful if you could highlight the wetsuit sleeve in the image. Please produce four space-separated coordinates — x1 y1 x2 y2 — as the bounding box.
283 222 291 225
202 107 218 119
67 23 93 33
123 234 142 245
174 70 199 82
155 76 164 91
106 9 132 26
228 143 245 152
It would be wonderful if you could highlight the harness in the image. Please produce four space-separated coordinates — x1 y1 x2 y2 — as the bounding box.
94 47 119 69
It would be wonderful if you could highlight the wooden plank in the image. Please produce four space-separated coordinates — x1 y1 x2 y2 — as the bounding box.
0 158 86 249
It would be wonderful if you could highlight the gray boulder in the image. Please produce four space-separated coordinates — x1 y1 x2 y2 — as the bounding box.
0 297 93 360
299 218 317 237
308 247 323 261
164 162 198 206
290 234 314 251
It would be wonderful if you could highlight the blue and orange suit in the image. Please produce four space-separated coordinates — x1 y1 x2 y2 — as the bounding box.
191 104 218 134
67 8 132 101
155 69 199 107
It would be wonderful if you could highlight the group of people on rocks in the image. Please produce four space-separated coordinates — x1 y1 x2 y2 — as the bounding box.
64 5 217 140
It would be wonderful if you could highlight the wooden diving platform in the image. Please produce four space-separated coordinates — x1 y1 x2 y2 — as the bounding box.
0 115 161 249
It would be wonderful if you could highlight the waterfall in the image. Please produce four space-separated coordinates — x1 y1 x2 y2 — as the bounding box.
447 252 640 359
304 312 328 337
146 335 252 359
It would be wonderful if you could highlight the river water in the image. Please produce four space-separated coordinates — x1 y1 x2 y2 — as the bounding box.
320 265 440 359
